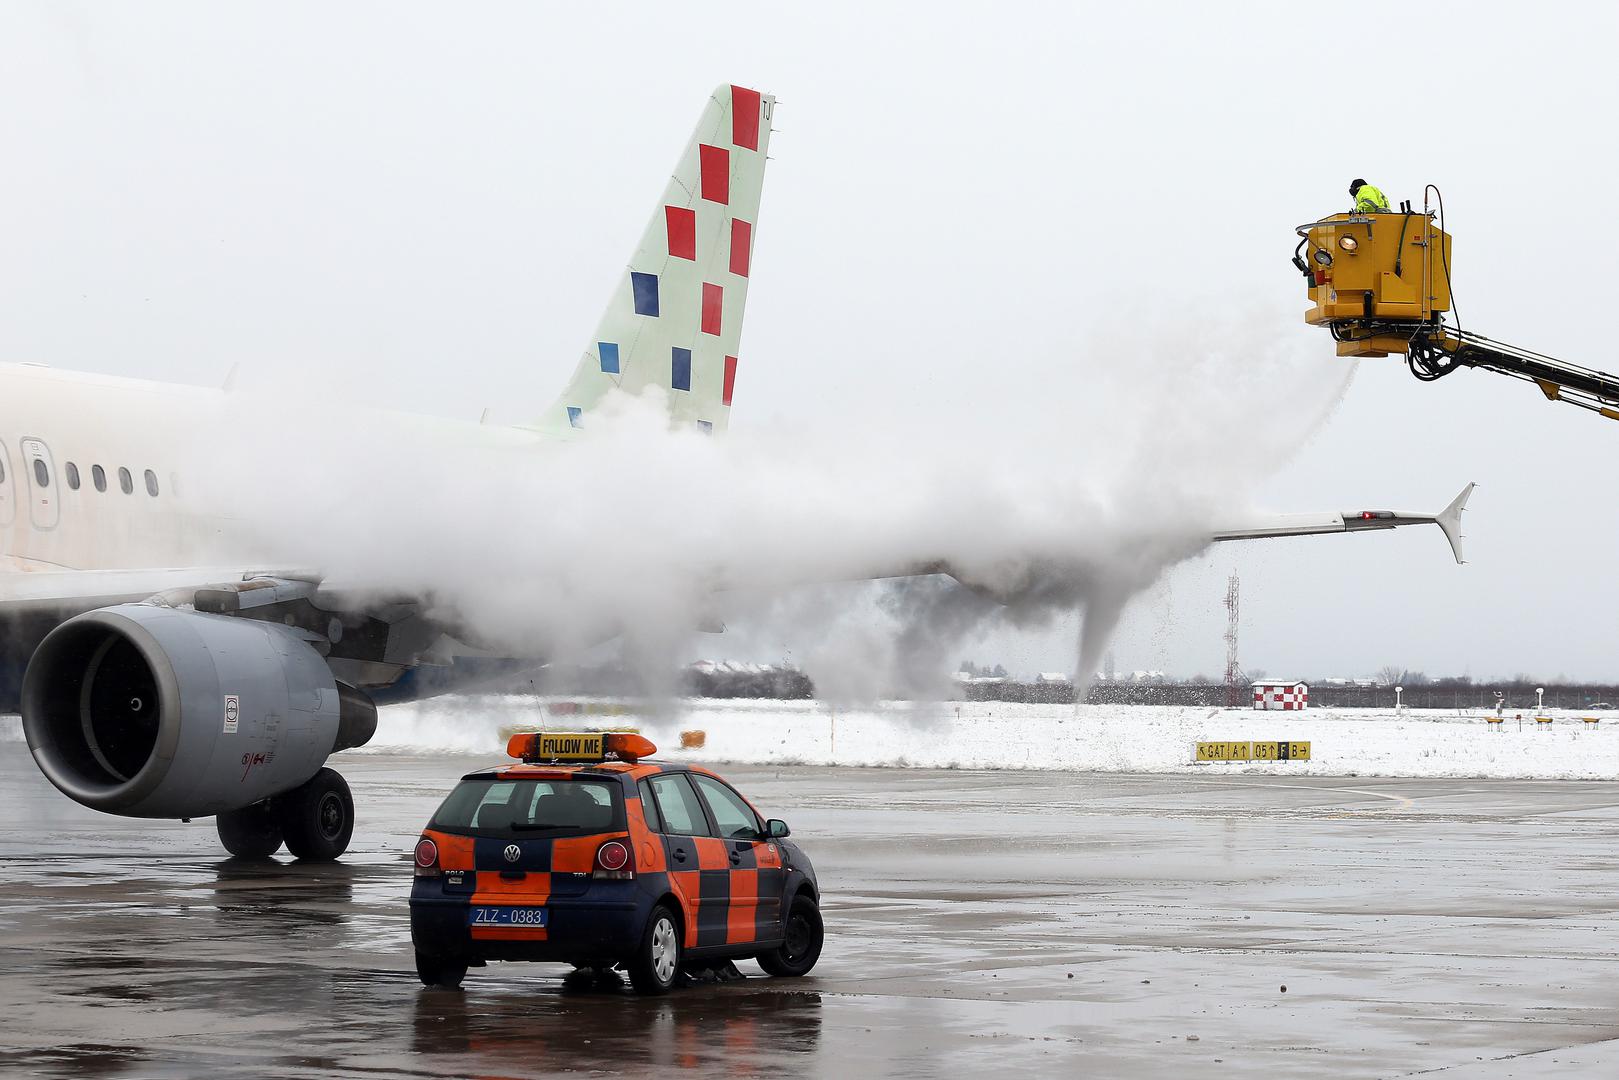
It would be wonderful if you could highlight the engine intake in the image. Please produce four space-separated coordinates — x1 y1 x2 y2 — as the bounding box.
21 604 375 818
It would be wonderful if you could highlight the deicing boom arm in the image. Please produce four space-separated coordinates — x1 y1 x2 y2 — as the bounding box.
1416 330 1619 420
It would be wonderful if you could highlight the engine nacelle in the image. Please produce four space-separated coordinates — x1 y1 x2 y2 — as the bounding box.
21 604 376 818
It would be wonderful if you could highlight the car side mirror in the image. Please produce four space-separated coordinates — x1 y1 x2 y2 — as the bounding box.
765 818 790 839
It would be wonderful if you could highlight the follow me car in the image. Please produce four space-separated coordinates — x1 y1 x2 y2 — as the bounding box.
409 731 824 993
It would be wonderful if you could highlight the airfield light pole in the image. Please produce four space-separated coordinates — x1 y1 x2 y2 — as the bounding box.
1395 685 1404 710
1536 686 1546 712
1223 573 1241 709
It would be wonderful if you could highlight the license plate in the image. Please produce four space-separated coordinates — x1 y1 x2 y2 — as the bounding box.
469 906 547 928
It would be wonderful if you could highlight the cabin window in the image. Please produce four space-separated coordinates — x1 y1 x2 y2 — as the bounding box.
118 467 133 495
32 459 49 488
92 465 107 492
144 469 159 497
66 462 80 490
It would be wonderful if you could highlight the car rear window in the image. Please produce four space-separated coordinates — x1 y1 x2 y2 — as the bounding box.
431 777 624 838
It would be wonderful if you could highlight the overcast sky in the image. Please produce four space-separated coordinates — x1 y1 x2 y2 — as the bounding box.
3 2 1617 683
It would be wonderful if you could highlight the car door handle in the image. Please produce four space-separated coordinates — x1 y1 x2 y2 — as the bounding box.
673 849 687 862
729 852 742 865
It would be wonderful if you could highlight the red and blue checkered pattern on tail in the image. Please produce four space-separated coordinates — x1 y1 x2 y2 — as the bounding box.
545 84 773 435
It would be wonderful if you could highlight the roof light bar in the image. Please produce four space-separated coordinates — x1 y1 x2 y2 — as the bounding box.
504 731 658 764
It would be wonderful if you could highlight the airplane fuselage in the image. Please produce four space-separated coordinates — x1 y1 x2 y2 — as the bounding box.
0 361 551 709
0 363 231 571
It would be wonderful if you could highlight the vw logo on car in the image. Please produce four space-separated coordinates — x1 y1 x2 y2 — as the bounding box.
503 844 521 863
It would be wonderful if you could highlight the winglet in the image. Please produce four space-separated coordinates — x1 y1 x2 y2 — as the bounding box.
1436 482 1474 565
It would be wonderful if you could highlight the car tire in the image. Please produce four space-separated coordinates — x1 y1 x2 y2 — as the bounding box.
215 801 284 859
277 767 355 861
627 904 681 995
757 893 823 977
415 950 467 990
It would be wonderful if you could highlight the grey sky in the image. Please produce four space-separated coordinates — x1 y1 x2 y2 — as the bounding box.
2 2 1616 682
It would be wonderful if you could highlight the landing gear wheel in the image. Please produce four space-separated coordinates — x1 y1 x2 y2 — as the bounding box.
627 904 681 995
276 767 354 861
215 801 283 858
757 893 823 977
415 951 467 989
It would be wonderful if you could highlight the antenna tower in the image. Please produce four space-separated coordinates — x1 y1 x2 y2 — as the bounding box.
1222 572 1241 708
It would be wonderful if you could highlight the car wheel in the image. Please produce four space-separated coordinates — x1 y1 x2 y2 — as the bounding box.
757 893 823 977
627 904 681 994
215 801 283 859
415 950 467 990
277 767 354 861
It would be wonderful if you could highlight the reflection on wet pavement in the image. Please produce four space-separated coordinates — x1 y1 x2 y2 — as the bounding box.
410 984 824 1072
3 735 1619 1077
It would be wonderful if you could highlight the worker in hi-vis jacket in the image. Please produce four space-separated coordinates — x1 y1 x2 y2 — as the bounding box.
1349 178 1390 213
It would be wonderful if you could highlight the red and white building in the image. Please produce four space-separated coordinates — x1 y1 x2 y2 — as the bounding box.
1252 681 1309 710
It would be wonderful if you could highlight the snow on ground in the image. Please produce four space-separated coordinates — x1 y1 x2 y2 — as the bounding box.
366 696 1619 781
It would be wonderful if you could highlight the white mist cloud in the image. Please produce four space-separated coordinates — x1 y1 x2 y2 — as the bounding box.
187 304 1348 701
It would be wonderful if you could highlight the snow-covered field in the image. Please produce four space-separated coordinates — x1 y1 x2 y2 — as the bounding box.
3 697 1611 780
366 696 1619 781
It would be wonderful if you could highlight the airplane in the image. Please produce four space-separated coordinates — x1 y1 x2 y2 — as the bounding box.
0 84 1474 862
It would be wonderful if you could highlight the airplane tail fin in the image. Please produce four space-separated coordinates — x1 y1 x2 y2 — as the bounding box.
543 84 774 435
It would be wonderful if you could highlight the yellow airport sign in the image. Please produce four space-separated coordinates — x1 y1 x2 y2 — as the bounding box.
1197 740 1310 763
1196 742 1252 762
548 702 631 717
498 723 641 741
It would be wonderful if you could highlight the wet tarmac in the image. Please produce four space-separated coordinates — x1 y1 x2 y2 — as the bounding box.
3 736 1619 1078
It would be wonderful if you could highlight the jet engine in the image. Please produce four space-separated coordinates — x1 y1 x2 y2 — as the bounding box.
20 604 376 833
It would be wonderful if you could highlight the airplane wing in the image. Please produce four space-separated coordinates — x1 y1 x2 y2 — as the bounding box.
696 484 1480 607
1207 483 1474 564
0 566 290 614
3 481 1473 636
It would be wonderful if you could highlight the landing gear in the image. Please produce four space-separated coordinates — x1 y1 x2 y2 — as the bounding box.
215 800 284 858
276 767 355 861
212 767 354 861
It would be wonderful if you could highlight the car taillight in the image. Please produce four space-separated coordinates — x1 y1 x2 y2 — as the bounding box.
414 837 439 877
594 840 633 880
